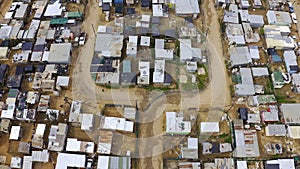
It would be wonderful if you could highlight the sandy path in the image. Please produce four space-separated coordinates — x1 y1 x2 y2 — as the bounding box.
0 0 12 19
73 1 231 168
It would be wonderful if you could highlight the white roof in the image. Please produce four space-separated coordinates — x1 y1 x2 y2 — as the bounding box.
237 161 248 169
97 156 131 169
251 67 269 77
281 104 300 124
95 34 124 57
249 15 264 25
124 107 136 120
1 104 15 119
0 26 12 39
32 150 49 162
267 159 295 169
22 156 32 169
70 100 82 115
128 36 138 45
153 59 165 83
0 47 9 59
287 126 300 139
44 1 62 17
166 112 191 134
155 49 173 60
155 39 164 49
10 126 21 140
55 153 86 169
267 10 292 26
4 12 14 19
97 26 107 33
11 157 22 168
249 46 260 59
175 0 200 14
138 61 150 85
187 138 198 149
141 15 151 22
180 39 192 61
36 124 46 136
48 43 71 64
265 124 286 136
246 68 259 83
284 50 298 73
153 4 163 17
200 122 220 132
97 156 109 169
230 46 251 66
81 114 93 130
31 52 43 62
56 76 70 87
101 116 134 132
14 4 28 19
239 10 249 22
66 138 81 152
140 36 150 46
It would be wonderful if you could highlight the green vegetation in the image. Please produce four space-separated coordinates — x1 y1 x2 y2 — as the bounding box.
259 28 265 36
265 77 274 94
225 135 232 143
218 133 230 138
195 73 208 90
144 86 172 91
219 21 226 33
276 95 296 103
181 75 197 91
197 63 209 90
174 40 181 63
229 85 235 97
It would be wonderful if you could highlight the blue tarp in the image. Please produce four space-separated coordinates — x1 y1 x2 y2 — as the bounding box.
114 0 124 4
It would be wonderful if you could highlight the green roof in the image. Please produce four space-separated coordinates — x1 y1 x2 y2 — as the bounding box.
50 18 68 25
67 12 82 18
8 89 18 98
273 71 284 82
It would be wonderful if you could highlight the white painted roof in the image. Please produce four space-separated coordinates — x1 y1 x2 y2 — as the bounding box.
10 126 21 140
200 122 220 132
55 153 86 169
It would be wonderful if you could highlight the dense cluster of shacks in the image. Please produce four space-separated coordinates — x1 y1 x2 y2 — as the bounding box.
0 0 208 168
206 0 300 167
93 3 205 87
1 0 300 168
0 0 131 168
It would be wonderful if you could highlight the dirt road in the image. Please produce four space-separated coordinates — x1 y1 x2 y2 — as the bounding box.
293 0 300 36
73 0 231 168
0 0 12 19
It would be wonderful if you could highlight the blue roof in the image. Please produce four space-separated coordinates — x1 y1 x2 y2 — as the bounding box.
114 0 124 4
127 8 135 15
271 55 282 62
102 3 110 11
115 5 124 13
123 60 131 73
141 0 150 7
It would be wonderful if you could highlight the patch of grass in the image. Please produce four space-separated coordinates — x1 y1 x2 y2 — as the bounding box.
225 135 232 143
196 73 208 90
144 85 172 91
276 95 296 103
218 133 230 138
180 75 195 91
195 63 209 90
265 77 274 94
259 28 265 36
229 85 235 97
